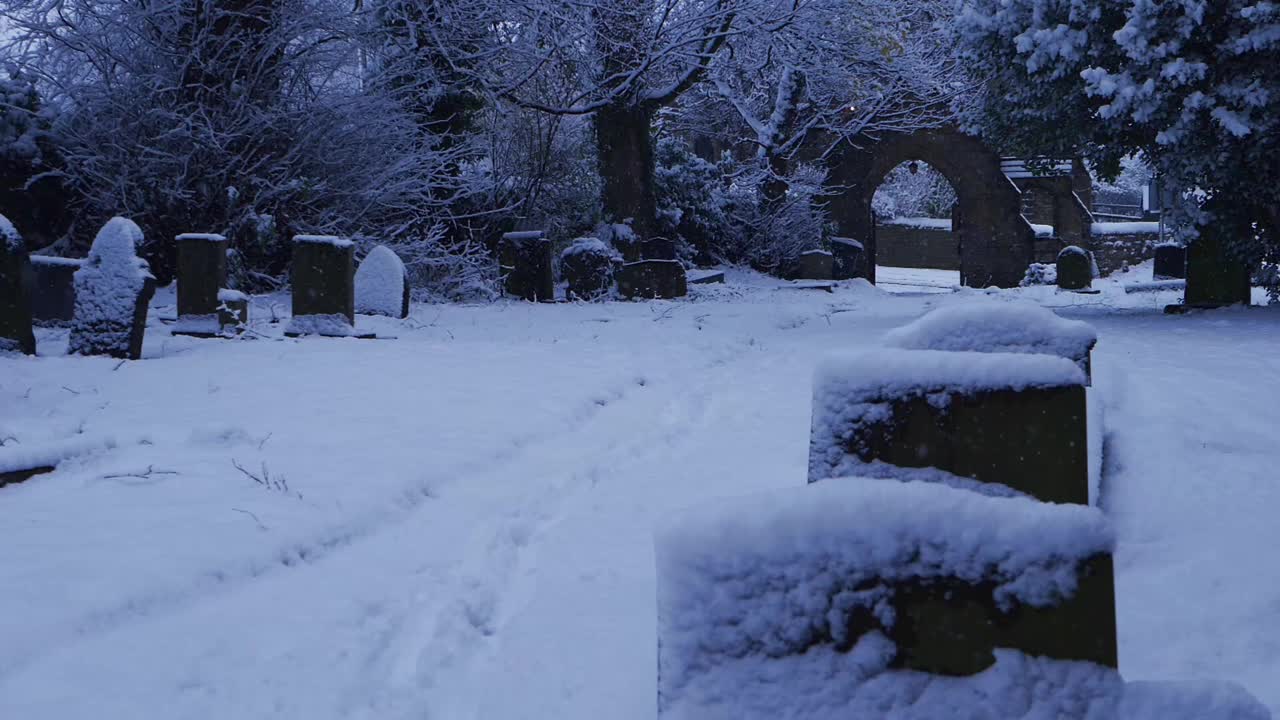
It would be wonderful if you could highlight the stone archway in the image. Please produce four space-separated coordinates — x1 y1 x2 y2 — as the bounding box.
828 128 1035 288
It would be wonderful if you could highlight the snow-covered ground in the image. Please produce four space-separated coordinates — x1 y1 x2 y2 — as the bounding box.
1 264 1277 718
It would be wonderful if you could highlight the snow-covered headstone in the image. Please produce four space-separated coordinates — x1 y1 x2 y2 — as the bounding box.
617 259 687 300
560 237 619 300
499 230 554 302
354 245 409 318
809 349 1089 503
797 249 834 280
656 480 1129 717
173 233 228 337
1056 245 1095 291
29 256 81 326
831 237 865 280
67 217 156 360
286 235 355 337
1153 243 1187 280
883 298 1098 382
217 289 248 334
0 214 36 355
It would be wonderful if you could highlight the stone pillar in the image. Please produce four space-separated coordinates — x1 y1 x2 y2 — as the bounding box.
797 249 834 280
0 217 36 355
499 231 554 302
831 237 865 280
1056 246 1094 291
1184 230 1251 307
286 235 355 337
29 256 81 326
174 233 228 336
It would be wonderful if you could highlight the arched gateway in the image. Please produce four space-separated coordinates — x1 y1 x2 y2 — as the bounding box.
828 127 1036 288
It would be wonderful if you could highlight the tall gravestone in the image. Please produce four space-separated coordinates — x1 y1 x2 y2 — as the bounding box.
354 244 410 318
0 214 36 355
286 235 356 336
797 249 834 280
1184 231 1251 307
29 256 81 325
499 231 555 302
174 233 228 336
67 217 156 360
831 237 865 280
1153 243 1187 280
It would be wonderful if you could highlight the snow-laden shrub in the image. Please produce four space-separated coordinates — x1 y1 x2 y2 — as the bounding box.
68 217 154 358
1021 263 1057 286
355 245 409 318
560 237 620 300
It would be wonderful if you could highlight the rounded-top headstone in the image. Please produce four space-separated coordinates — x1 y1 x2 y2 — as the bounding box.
68 216 156 359
354 244 409 318
561 237 620 300
1056 246 1094 291
0 213 36 355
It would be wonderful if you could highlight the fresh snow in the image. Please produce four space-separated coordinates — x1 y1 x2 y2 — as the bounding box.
881 216 951 230
1092 222 1160 236
1 264 1278 718
294 234 354 248
176 233 227 243
29 255 84 268
66 217 153 357
883 297 1097 367
354 245 407 317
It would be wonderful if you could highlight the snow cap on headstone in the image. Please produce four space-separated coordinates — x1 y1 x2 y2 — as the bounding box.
89 217 146 267
354 244 408 317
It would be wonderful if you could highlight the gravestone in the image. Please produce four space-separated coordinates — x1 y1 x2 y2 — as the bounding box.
810 349 1089 504
29 256 81 325
560 237 619 300
499 231 554 302
67 217 156 360
286 235 356 337
831 237 865 280
1183 231 1251 307
1153 243 1187 280
0 215 36 355
354 244 410 318
1056 245 1094 291
617 260 687 300
798 249 834 280
217 289 249 333
174 233 228 337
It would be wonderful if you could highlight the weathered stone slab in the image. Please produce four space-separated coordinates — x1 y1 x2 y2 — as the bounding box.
1056 245 1094 291
286 235 355 336
810 350 1089 504
560 237 619 300
617 259 688 300
68 217 156 360
831 237 865 280
29 256 81 326
499 230 554 302
798 249 834 280
1153 243 1187 280
175 233 227 331
0 215 36 355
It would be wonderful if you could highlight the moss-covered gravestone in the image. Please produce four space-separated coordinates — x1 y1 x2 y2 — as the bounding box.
354 245 410 318
1056 246 1094 291
561 237 619 300
1153 243 1187 280
0 215 36 355
809 349 1089 504
1184 231 1251 307
617 260 688 300
499 231 554 302
286 235 356 337
29 256 81 326
67 217 156 360
174 233 228 337
831 237 865 280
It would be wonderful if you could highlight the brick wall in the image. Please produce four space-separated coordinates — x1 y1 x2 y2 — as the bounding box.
875 221 960 270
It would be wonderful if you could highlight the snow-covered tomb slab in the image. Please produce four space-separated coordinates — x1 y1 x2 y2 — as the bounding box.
287 234 355 337
809 349 1089 503
656 481 1130 718
883 299 1097 381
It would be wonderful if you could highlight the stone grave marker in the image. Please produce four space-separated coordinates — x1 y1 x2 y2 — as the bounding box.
67 217 156 360
355 244 410 318
286 235 356 337
0 214 36 355
174 233 228 337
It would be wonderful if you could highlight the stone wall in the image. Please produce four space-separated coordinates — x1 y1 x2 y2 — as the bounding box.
875 220 960 270
1089 223 1161 276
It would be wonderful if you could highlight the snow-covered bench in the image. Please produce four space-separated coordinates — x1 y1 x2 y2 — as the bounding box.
809 349 1089 504
883 298 1098 383
655 481 1266 720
